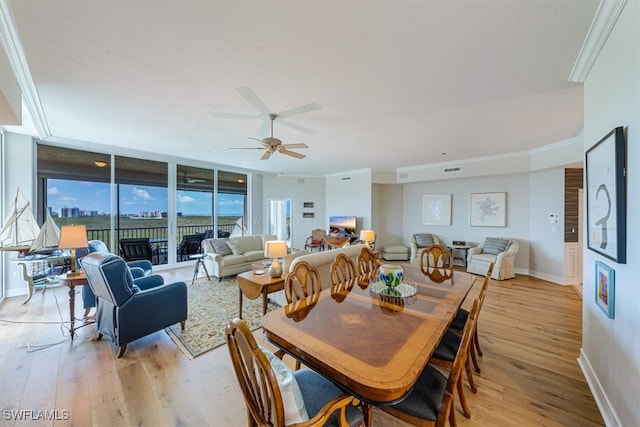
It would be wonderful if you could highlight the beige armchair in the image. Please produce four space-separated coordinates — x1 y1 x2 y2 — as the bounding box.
466 238 518 280
410 233 441 264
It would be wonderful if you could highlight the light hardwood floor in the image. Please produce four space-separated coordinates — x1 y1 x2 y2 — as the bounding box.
0 267 603 426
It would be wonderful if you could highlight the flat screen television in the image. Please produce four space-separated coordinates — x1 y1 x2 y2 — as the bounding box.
329 215 357 238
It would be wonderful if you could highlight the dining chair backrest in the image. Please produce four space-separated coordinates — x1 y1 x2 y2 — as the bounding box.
285 261 322 304
419 244 454 283
226 318 286 426
440 298 479 421
357 246 378 276
330 253 357 287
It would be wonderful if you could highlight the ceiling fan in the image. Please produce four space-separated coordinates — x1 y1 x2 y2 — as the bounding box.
231 114 309 160
180 172 206 184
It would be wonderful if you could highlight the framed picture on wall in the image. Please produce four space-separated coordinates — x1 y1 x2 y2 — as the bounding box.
595 261 615 319
303 202 314 209
422 194 452 225
470 192 506 227
302 212 314 218
586 127 626 263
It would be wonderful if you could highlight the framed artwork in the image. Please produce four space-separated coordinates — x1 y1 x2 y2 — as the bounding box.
422 194 452 225
586 127 626 263
470 192 506 227
595 261 615 319
302 212 314 219
303 202 314 209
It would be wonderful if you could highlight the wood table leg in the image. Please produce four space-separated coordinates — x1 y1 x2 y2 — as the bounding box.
262 290 268 315
68 285 76 340
239 289 243 319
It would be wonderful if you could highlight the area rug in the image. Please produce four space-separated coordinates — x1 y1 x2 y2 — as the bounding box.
166 277 280 359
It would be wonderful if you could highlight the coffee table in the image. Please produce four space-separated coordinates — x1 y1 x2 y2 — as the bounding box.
236 271 285 318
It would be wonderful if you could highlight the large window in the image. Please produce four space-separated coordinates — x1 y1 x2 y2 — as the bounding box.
36 144 250 267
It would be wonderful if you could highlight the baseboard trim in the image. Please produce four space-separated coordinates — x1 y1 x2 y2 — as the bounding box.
519 268 564 285
577 348 621 427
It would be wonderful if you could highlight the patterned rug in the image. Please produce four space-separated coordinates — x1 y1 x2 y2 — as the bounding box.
166 276 280 359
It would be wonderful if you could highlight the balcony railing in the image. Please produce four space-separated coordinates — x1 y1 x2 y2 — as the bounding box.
86 222 240 265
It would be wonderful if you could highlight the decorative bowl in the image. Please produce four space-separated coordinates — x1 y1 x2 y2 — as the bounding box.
378 264 404 291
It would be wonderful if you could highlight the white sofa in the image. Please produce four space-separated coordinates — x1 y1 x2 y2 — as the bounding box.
466 238 519 280
269 244 367 306
202 234 276 280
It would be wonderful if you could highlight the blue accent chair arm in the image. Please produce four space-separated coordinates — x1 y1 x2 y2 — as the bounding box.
133 274 165 291
126 260 153 277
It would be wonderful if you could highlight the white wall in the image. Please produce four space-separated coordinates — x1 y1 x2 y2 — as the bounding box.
580 2 640 425
262 175 325 250
325 170 372 231
401 173 531 273
528 168 566 282
371 184 404 249
2 133 35 297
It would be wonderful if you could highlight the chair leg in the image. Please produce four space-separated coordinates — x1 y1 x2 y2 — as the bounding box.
362 403 373 427
117 344 127 358
448 400 457 427
295 360 301 371
470 340 481 373
456 375 472 418
465 358 477 393
180 320 186 330
474 329 483 357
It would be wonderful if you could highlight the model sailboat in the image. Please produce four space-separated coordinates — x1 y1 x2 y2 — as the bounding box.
30 209 60 254
0 188 42 256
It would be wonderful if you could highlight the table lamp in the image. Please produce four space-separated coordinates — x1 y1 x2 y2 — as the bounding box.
264 240 288 278
58 225 89 276
359 230 375 248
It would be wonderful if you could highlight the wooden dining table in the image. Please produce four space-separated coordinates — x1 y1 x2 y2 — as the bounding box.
261 265 476 405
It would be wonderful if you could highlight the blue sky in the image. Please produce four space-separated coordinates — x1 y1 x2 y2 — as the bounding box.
46 179 244 216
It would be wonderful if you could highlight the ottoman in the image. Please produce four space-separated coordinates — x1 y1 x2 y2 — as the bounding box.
381 245 410 261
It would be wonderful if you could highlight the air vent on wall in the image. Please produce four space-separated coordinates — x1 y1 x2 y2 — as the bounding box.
443 166 462 174
297 178 305 184
399 172 409 179
340 176 352 181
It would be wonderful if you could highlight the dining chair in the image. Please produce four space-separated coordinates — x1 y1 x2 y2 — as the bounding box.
419 244 454 283
379 299 479 427
356 246 379 276
330 253 357 287
226 318 368 427
304 228 326 252
285 261 322 304
450 262 494 373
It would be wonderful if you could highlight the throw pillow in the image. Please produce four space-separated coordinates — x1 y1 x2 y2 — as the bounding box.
260 347 309 424
414 233 434 247
226 239 246 256
212 239 232 256
483 238 509 255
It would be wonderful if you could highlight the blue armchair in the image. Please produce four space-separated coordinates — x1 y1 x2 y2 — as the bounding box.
80 253 187 357
77 240 153 316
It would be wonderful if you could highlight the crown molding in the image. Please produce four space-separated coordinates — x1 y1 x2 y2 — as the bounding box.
569 0 628 82
0 1 50 139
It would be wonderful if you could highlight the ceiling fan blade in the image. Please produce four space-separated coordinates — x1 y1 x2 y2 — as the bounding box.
282 143 309 149
278 102 321 118
261 150 273 160
229 147 265 150
212 112 262 120
280 149 306 159
235 86 270 114
278 119 314 134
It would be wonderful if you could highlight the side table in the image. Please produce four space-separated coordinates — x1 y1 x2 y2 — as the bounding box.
237 271 285 318
447 244 472 268
58 271 91 340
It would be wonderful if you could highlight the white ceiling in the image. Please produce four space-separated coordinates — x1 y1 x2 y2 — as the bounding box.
4 0 599 176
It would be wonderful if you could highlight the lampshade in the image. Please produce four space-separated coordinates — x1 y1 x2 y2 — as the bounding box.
264 240 288 258
359 230 375 243
58 225 89 249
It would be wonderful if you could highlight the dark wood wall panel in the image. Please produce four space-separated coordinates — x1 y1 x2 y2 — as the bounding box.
564 168 583 242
